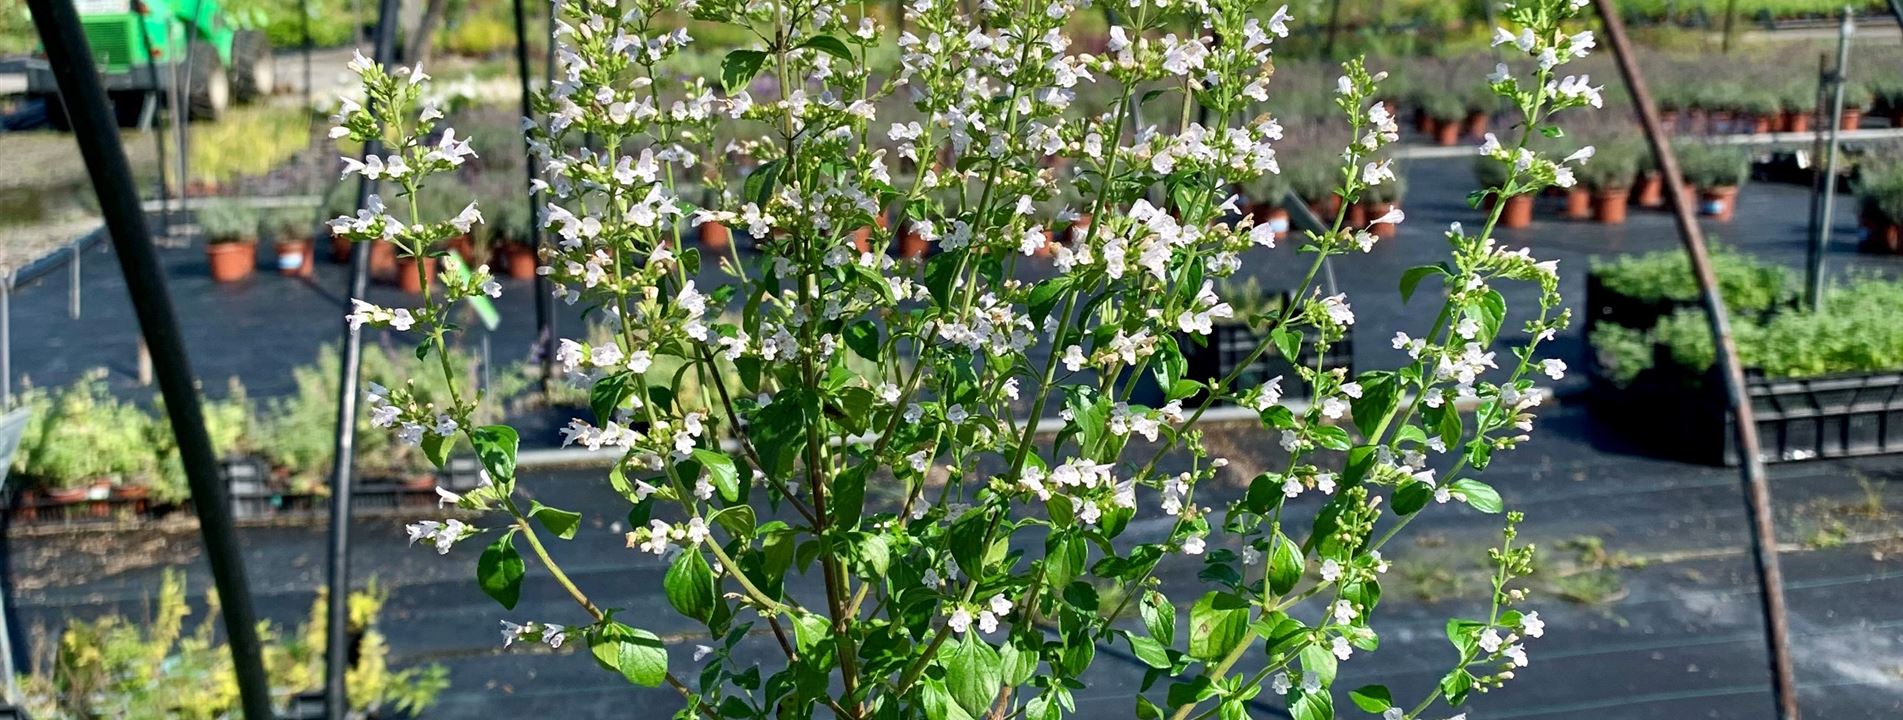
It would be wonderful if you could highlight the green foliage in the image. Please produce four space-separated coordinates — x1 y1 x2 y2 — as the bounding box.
197 203 261 243
1675 143 1752 189
1855 158 1903 225
1597 276 1903 381
16 571 446 719
1590 245 1795 314
11 375 160 491
180 106 317 187
1576 141 1640 192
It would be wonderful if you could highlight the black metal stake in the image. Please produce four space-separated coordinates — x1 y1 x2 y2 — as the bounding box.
136 15 170 238
25 0 272 717
324 0 400 716
1809 8 1853 310
513 0 553 396
1593 2 1801 719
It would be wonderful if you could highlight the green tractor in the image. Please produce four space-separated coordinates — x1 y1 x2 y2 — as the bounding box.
25 0 272 126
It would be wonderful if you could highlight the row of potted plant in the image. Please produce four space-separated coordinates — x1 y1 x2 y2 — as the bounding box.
1586 248 1903 464
5 342 489 520
1854 154 1903 254
201 204 323 282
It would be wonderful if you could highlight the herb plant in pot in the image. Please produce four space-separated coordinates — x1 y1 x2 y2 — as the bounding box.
200 203 260 282
1854 160 1903 254
1680 143 1752 222
1579 143 1638 225
269 208 316 277
1361 173 1404 239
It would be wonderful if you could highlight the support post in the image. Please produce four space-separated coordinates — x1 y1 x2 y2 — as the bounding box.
1808 8 1852 310
324 0 400 716
1592 3 1800 719
25 0 273 717
1 272 10 409
513 0 554 396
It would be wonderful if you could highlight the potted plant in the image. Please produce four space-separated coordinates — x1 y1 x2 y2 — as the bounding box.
268 208 317 277
1679 143 1752 222
322 181 361 263
1579 143 1639 225
1842 79 1873 131
1361 175 1404 239
14 376 158 514
1422 92 1467 147
1475 156 1533 228
1778 77 1816 134
199 203 260 282
395 243 440 294
1854 160 1903 254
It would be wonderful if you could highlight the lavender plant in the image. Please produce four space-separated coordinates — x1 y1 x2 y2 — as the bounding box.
330 0 1598 717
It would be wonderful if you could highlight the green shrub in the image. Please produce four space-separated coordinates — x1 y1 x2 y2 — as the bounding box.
1677 143 1752 189
1577 142 1640 192
198 203 261 243
1595 276 1903 381
1590 245 1795 315
1855 159 1903 225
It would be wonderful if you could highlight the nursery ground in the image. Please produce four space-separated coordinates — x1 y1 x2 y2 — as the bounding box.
6 402 1903 718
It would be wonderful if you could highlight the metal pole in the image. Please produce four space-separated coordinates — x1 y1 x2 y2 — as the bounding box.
136 15 170 238
69 246 80 319
1 273 10 409
1805 53 1827 286
324 0 400 716
25 0 272 716
512 0 553 396
1322 0 1344 60
537 0 558 393
1593 3 1800 719
1809 8 1853 310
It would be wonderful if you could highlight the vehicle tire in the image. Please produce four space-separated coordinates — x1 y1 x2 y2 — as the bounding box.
230 30 274 103
186 42 229 122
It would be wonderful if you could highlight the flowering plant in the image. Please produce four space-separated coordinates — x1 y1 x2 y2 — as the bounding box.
329 0 1599 717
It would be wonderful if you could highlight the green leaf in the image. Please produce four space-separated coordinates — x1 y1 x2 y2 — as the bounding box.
665 547 718 623
832 465 868 529
948 508 993 579
470 425 519 483
1270 327 1302 363
1290 690 1333 720
923 677 977 720
1475 289 1508 343
1126 634 1171 669
1399 264 1449 303
1028 277 1070 323
1268 532 1304 596
844 319 881 362
1349 372 1399 438
477 530 525 610
743 158 784 207
925 251 964 309
1311 424 1352 451
1141 589 1175 646
1300 642 1338 688
690 448 740 503
720 49 768 93
1044 532 1085 588
1349 685 1393 713
797 34 854 60
1448 478 1503 513
529 502 581 540
1393 480 1433 516
591 622 669 687
943 634 1003 719
590 372 636 427
421 433 453 469
1187 592 1250 662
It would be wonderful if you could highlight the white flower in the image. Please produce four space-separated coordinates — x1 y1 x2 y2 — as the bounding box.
1521 611 1545 638
1330 635 1353 660
1181 534 1206 555
948 607 973 634
1479 628 1504 653
693 644 716 662
1504 643 1529 667
1540 358 1567 380
1271 672 1291 695
1320 558 1343 582
1370 206 1404 225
